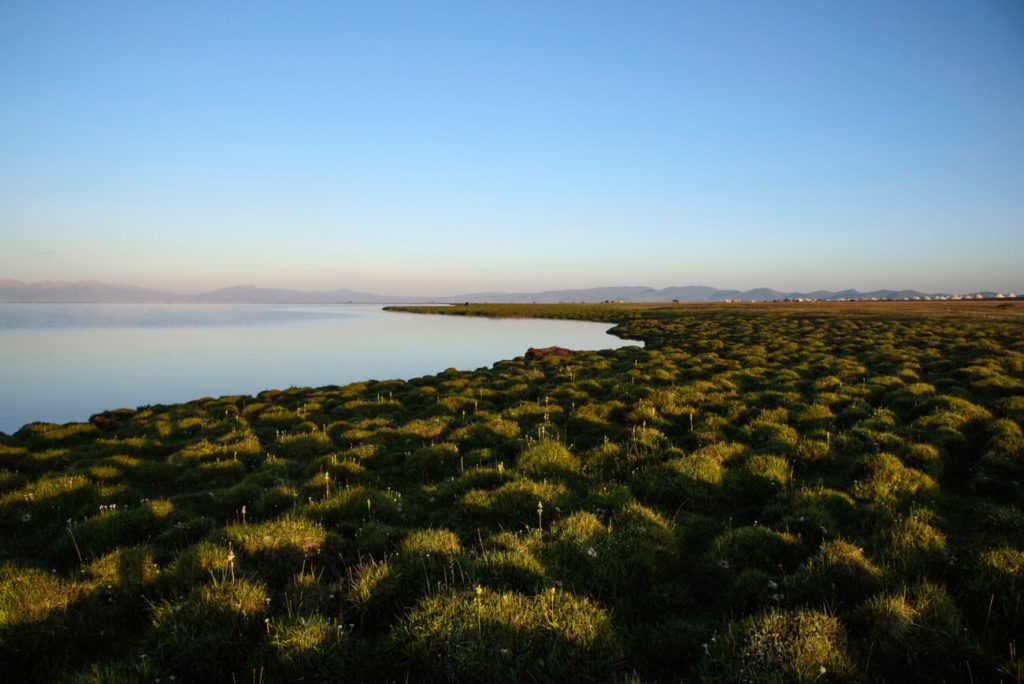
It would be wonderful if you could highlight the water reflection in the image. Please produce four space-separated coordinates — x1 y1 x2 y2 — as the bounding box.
0 304 638 433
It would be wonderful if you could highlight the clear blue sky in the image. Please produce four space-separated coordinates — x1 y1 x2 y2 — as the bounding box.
1 1 1021 295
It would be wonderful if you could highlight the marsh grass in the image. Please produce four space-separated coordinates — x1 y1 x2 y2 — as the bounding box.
1 302 1022 680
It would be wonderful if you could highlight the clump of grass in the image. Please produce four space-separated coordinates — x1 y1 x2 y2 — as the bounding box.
790 539 881 608
460 478 569 528
469 548 547 594
307 486 402 528
59 499 175 562
709 525 804 574
399 527 462 556
886 512 947 577
965 545 1023 638
903 442 944 479
406 442 462 480
226 515 325 583
703 607 854 682
227 515 325 555
346 559 405 630
853 581 969 680
726 454 791 507
281 566 328 614
0 562 83 628
264 611 346 678
145 578 268 680
516 438 581 478
84 545 160 590
542 504 673 609
397 587 621 682
850 453 937 507
634 450 723 511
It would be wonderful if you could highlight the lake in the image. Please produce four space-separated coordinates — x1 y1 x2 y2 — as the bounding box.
0 303 638 434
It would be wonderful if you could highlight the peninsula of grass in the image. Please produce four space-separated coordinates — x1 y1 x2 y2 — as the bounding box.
2 301 1023 681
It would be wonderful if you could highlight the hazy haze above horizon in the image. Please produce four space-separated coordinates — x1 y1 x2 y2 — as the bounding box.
1 1 1022 295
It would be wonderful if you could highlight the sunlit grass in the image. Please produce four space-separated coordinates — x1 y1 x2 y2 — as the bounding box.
1 302 1022 680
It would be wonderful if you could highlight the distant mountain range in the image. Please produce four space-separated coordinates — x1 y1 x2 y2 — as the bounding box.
0 279 1015 304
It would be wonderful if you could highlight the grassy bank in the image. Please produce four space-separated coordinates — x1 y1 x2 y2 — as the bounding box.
2 302 1022 681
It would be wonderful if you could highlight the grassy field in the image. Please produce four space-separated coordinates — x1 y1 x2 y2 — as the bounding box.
2 302 1022 681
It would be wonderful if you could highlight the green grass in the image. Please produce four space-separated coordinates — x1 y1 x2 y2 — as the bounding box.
1 302 1022 681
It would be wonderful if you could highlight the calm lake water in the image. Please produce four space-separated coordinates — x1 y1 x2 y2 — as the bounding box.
0 303 637 434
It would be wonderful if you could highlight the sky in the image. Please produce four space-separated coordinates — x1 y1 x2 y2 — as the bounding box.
1 1 1022 296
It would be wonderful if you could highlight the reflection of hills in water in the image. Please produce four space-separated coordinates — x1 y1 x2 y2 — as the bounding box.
0 303 362 330
0 304 635 433
1 279 1015 303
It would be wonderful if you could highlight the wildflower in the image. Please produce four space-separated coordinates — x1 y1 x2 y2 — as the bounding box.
587 547 598 558
21 514 31 522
